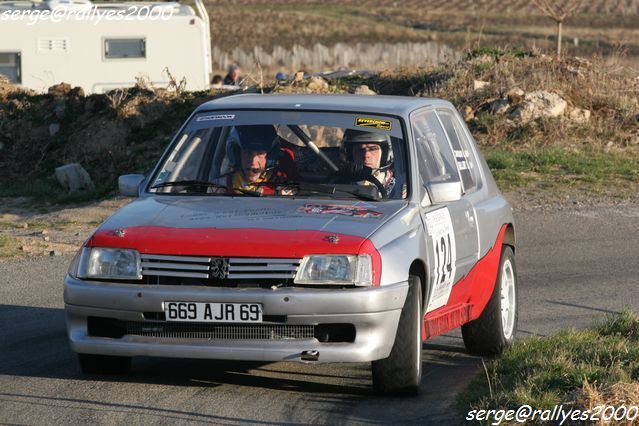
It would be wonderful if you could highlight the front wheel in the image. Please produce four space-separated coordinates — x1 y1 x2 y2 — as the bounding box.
372 275 423 395
462 245 518 356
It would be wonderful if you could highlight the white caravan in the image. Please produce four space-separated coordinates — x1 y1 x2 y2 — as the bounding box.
0 0 212 93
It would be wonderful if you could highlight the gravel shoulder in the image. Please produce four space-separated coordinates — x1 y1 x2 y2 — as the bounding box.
0 197 131 259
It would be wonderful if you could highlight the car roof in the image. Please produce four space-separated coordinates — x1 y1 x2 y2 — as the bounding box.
195 94 452 117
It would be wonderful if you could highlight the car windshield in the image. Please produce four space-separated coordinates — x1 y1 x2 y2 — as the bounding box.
148 110 408 200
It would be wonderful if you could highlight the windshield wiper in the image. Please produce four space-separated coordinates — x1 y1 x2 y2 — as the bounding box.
308 183 381 202
150 180 225 190
254 181 381 201
149 180 261 197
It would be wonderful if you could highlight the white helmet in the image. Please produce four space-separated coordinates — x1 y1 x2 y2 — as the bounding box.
342 129 393 170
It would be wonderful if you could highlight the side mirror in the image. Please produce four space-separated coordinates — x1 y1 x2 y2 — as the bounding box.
118 174 145 197
426 181 462 204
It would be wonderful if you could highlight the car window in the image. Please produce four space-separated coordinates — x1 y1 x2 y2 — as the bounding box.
148 111 409 200
437 110 476 192
410 109 460 186
153 128 214 184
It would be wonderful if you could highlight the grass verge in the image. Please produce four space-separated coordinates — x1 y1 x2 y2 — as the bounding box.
458 311 639 422
484 147 639 193
0 235 20 258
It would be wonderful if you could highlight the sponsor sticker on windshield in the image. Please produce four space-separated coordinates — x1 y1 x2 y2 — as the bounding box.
196 114 236 122
355 117 392 131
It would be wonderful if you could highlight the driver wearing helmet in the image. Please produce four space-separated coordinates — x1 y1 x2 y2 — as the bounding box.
226 125 299 195
342 129 396 195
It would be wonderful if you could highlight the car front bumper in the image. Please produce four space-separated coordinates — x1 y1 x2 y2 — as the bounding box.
64 275 409 363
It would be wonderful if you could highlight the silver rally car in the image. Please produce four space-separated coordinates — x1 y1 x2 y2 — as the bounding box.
64 94 517 395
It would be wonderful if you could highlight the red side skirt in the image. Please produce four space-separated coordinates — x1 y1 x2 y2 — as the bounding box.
423 224 508 340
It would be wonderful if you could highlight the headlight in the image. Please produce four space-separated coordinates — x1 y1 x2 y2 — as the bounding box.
77 247 142 280
294 254 372 286
67 249 82 278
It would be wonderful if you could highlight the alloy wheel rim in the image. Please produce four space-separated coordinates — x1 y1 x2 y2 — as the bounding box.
500 259 516 339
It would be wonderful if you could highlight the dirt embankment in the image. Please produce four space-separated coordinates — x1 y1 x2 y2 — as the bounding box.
0 79 218 194
1 51 636 193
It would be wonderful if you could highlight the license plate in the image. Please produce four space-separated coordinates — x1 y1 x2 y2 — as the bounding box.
164 302 263 323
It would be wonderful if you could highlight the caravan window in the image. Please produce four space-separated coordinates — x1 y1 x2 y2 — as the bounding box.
104 39 146 59
0 53 21 84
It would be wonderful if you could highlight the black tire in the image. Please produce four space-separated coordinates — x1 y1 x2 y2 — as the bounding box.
462 245 518 356
78 353 131 375
372 275 423 395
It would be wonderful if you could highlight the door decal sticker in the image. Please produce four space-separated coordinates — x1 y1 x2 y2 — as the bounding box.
425 207 457 312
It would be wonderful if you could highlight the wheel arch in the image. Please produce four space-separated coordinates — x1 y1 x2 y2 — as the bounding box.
409 259 428 308
503 223 515 253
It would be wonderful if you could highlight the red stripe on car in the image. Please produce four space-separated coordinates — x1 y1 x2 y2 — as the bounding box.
88 226 382 286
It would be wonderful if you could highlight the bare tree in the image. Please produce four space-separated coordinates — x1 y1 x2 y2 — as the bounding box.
531 0 585 57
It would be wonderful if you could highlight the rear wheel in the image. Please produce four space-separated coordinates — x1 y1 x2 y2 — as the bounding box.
462 245 517 356
78 353 131 375
372 275 423 395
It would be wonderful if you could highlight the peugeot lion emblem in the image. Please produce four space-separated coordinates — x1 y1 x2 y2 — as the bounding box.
326 235 340 244
210 258 229 279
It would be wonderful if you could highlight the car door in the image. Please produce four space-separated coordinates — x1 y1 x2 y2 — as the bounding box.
410 108 479 313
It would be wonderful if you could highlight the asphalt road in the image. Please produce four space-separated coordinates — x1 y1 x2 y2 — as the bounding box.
1 204 638 425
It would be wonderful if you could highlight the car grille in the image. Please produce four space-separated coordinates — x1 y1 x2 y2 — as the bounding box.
125 321 315 340
140 254 301 286
87 317 356 343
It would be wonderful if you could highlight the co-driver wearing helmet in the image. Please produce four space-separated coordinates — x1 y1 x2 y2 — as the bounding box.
342 129 396 195
225 125 299 195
